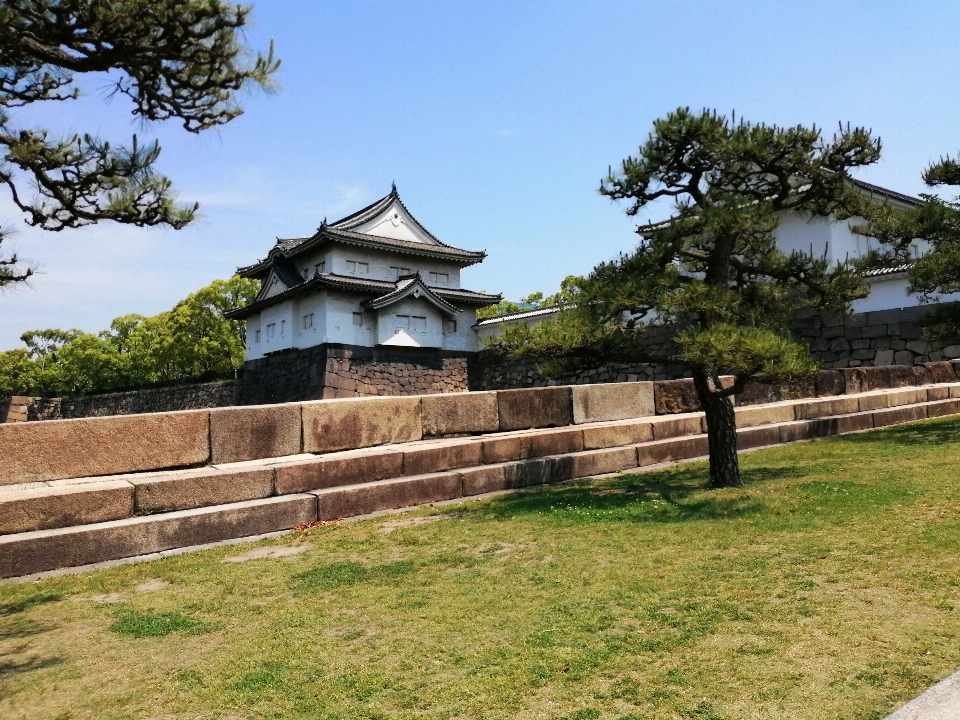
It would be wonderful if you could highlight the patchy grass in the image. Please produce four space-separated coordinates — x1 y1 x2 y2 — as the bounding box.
4 416 960 719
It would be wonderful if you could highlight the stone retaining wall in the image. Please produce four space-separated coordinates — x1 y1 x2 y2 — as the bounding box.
470 302 960 389
238 343 470 405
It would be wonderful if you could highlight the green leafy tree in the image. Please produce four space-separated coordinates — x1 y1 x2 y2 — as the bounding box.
0 0 279 287
854 156 960 341
496 108 880 488
1 275 258 396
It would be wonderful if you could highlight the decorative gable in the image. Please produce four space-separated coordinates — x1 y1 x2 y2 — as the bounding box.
329 186 442 245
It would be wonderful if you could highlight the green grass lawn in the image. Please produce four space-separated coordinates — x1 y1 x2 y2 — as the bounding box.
5 417 960 719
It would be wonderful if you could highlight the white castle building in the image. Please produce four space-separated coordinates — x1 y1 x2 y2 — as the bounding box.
228 186 500 360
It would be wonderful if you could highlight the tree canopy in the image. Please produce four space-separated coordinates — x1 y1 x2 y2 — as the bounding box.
495 108 882 487
0 274 258 397
0 0 279 287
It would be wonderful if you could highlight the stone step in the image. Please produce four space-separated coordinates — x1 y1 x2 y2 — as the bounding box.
0 495 317 579
5 394 960 542
3 396 958 579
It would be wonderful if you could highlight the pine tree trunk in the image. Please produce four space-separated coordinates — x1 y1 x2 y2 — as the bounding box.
692 368 742 488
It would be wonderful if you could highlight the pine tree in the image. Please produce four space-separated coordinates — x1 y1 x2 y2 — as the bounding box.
496 108 880 488
0 0 279 287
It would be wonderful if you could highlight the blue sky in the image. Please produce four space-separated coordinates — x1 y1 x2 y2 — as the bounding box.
3 0 960 349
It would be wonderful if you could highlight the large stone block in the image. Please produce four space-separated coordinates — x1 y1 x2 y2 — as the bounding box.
858 391 891 412
402 438 482 476
779 421 817 444
302 396 422 453
0 410 209 486
927 386 951 402
568 446 638 477
888 365 919 388
815 370 846 397
581 419 654 450
839 368 868 395
496 387 573 431
927 399 960 418
809 412 873 437
528 427 584 458
503 456 575 487
735 403 796 428
315 472 461 520
638 435 709 466
650 413 703 440
571 382 655 424
132 467 274 514
209 404 302 464
654 379 700 414
274 448 403 494
736 425 782 450
924 362 957 384
0 495 317 578
793 396 859 420
0 480 134 535
421 391 499 436
872 405 927 428
480 433 533 464
460 463 511 495
912 365 935 387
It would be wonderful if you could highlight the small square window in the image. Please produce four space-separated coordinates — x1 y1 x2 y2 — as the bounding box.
254 329 261 343
444 319 457 334
303 313 314 329
352 312 363 327
280 320 286 335
266 323 276 338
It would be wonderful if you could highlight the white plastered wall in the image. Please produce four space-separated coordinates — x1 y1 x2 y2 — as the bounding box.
376 296 444 348
321 246 463 288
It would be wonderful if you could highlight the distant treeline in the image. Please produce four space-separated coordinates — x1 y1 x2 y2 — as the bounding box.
0 276 258 398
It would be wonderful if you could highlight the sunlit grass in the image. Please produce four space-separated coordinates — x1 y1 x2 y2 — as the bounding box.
3 416 960 719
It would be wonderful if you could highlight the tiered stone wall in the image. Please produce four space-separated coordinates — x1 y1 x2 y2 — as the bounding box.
470 303 960 390
23 381 239 421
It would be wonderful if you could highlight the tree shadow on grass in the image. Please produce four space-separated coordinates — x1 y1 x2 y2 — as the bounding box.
837 415 960 448
0 591 62 617
469 464 808 525
0 654 64 678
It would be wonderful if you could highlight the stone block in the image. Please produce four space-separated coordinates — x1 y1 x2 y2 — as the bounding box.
0 410 209 486
885 388 928 407
735 403 796 428
302 396 422 453
503 456 575 487
209 404 302 464
738 380 781 406
872 405 927 428
815 370 846 396
132 467 274 514
858 392 890 411
421 391 499 436
912 365 934 387
571 382 655 424
460 463 511 495
944 346 960 359
637 435 709 466
0 495 317 579
0 481 134 535
926 399 960 418
924 362 956 384
952 361 960 379
650 413 704 440
874 349 895 366
906 341 930 355
528 426 584 457
953 384 960 399
480 433 533 464
402 438 482 476
862 325 891 339
581 419 654 450
888 365 918 388
779 378 817 400
568 446 638 477
927 386 950 401
315 472 462 520
654 379 700 414
496 387 573 431
780 421 817 443
839 368 867 395
894 351 915 367
809 413 873 437
737 425 783 450
274 448 403 494
794 396 859 420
